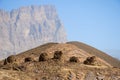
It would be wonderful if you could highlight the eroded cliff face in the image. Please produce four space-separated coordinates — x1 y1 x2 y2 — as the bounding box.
0 5 67 59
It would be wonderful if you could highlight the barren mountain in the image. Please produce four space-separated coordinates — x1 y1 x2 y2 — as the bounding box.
0 5 67 59
0 42 120 80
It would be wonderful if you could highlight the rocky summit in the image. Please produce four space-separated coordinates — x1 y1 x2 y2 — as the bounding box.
0 42 120 80
0 5 67 59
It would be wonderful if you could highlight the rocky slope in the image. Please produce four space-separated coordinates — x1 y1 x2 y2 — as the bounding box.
0 5 67 59
0 42 120 80
67 41 120 68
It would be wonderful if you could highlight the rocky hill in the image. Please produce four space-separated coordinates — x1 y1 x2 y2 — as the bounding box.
0 42 120 80
67 41 120 68
0 5 67 59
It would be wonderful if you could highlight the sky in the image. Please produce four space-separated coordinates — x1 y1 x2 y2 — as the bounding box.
0 0 120 59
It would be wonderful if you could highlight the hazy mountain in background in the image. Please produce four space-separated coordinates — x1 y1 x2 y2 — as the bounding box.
0 5 67 59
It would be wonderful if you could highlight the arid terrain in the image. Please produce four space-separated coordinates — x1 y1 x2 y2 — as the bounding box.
0 42 120 80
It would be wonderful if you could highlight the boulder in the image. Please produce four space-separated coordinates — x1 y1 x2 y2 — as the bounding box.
4 55 16 65
24 57 34 62
84 56 96 65
39 53 49 61
69 56 79 63
53 51 63 60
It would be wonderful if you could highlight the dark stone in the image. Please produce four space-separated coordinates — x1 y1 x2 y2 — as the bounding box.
84 56 96 65
39 53 49 61
53 51 63 60
69 56 79 62
24 57 33 62
4 55 16 65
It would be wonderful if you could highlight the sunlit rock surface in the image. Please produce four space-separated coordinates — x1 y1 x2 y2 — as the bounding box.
0 5 67 59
